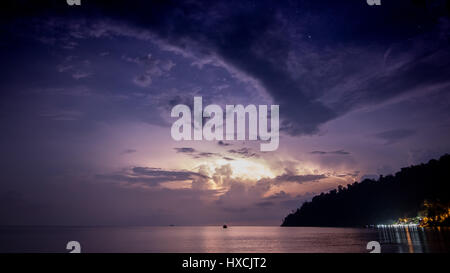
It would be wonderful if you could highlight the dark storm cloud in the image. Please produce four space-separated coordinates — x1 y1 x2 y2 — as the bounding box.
71 0 448 136
272 174 327 185
310 151 327 155
217 140 231 146
132 167 208 179
333 47 450 115
174 147 196 154
3 0 449 135
95 173 166 185
195 152 219 158
227 148 259 158
96 166 209 186
174 147 222 159
374 129 416 145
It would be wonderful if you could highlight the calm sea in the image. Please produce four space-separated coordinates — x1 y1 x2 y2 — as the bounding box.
0 226 449 253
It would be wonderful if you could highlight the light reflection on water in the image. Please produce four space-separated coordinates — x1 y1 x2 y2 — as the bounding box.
0 226 449 253
377 226 450 253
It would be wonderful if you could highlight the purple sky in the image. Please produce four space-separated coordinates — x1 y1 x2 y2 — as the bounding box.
0 0 450 226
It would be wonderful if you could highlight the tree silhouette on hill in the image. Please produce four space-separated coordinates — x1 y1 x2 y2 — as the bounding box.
281 154 450 227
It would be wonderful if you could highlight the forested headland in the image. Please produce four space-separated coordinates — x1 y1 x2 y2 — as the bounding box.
282 154 450 227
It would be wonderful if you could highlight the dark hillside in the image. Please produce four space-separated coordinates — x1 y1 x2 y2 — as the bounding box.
282 154 450 227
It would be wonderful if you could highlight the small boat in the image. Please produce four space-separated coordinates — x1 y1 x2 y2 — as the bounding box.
222 224 228 229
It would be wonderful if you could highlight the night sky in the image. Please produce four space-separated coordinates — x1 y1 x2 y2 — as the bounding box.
1 0 450 226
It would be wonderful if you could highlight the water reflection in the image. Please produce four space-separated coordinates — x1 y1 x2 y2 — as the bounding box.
0 226 449 253
377 226 450 253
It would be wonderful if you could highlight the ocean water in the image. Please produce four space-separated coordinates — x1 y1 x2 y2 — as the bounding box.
0 226 449 253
